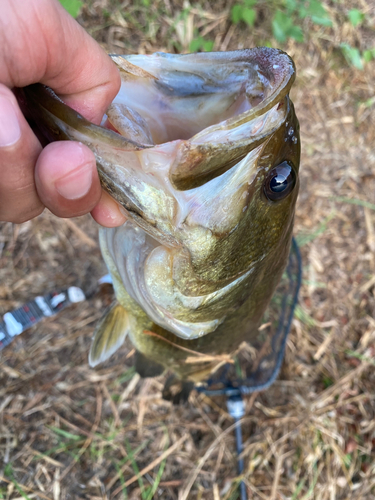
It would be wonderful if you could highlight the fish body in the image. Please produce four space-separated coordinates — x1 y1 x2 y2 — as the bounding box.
23 48 300 385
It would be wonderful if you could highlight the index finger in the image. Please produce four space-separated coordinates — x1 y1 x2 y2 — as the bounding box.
1 0 120 123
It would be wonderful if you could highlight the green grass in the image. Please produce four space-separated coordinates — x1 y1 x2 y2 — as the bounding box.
296 212 336 247
294 304 318 327
345 350 375 366
300 462 320 500
144 452 167 500
331 196 375 212
4 464 32 500
117 432 169 500
113 460 129 498
115 366 136 385
292 476 307 500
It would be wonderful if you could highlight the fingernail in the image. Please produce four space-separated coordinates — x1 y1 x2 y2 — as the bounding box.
0 95 21 147
55 163 93 200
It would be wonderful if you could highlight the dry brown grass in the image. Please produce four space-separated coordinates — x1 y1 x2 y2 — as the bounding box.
1 1 375 498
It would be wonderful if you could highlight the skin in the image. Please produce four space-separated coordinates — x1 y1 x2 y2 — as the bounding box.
0 0 127 226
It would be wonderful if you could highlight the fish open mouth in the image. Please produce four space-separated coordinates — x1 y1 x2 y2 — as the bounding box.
108 49 296 145
22 48 296 192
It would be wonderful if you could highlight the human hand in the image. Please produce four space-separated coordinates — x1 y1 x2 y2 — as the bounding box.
0 0 127 226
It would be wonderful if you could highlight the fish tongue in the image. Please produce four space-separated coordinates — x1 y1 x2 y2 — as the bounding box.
106 103 154 145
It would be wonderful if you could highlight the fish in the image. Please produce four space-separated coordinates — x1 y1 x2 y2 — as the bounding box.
23 48 300 396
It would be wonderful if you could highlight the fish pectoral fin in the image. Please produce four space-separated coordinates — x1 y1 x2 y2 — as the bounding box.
134 350 165 378
89 302 130 367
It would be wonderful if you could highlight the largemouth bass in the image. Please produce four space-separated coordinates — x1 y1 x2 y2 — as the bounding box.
23 48 300 390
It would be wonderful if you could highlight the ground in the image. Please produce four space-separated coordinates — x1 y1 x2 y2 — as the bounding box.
1 1 375 499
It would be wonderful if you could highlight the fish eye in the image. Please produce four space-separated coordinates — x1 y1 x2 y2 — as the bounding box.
263 161 296 202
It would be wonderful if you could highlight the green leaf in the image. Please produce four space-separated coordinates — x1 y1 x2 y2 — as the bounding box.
202 40 214 51
189 36 213 53
298 3 309 18
363 50 372 63
285 0 298 14
244 0 257 6
189 38 203 52
363 49 375 63
272 11 292 43
289 25 304 42
308 0 329 18
274 10 293 29
298 0 332 25
348 9 365 27
231 4 243 24
272 21 286 43
311 15 333 26
341 43 363 70
242 7 256 26
272 10 304 43
58 0 83 18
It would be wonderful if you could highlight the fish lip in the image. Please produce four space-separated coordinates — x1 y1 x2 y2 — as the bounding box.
21 84 150 151
170 95 291 190
188 50 295 138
